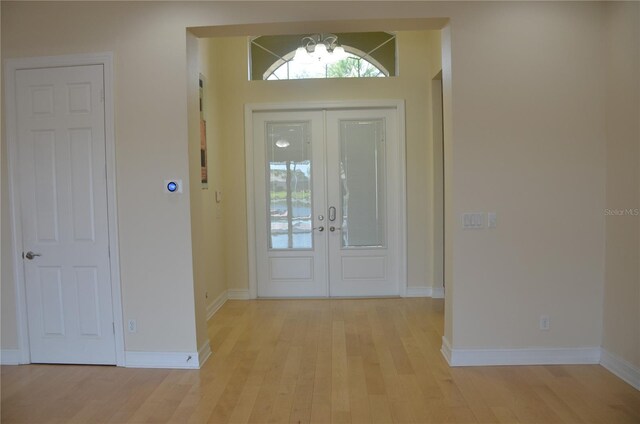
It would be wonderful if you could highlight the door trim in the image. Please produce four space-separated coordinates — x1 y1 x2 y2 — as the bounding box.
5 53 125 366
244 100 407 299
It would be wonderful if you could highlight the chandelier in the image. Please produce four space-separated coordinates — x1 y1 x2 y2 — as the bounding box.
293 33 348 64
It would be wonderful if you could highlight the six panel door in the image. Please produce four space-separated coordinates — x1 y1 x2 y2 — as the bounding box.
16 65 116 364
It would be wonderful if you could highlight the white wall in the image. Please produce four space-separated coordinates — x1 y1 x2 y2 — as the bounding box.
602 1 640 369
1 2 625 359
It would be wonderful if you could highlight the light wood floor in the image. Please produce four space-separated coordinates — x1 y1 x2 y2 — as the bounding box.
2 298 639 423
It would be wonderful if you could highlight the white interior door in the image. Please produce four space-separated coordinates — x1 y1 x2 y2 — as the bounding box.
16 65 116 364
253 107 402 298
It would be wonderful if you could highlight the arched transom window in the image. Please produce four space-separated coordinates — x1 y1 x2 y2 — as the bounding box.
250 32 396 81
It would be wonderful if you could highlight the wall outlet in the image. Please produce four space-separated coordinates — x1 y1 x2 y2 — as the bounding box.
539 315 550 331
128 319 137 333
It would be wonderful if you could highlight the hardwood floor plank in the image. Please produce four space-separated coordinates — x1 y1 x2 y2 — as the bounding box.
207 350 259 423
309 307 333 424
331 320 351 421
289 311 319 424
2 298 639 424
369 394 394 424
347 356 372 423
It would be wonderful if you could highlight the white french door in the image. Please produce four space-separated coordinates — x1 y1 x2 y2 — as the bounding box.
326 109 400 296
15 65 117 364
254 111 328 297
253 107 403 297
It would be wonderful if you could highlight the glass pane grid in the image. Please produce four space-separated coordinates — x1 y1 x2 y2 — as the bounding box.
266 121 313 250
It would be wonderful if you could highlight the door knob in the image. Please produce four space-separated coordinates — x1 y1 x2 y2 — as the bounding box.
314 226 325 232
329 226 341 232
25 251 42 260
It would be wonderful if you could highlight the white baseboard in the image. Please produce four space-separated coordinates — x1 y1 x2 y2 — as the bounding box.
125 350 202 369
1 349 22 365
198 341 212 368
600 348 640 390
228 288 250 300
441 338 601 366
431 287 445 298
206 290 229 321
441 337 453 364
206 288 250 322
404 286 444 298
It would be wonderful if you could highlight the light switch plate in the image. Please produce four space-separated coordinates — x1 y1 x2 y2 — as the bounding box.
462 212 484 229
488 212 497 228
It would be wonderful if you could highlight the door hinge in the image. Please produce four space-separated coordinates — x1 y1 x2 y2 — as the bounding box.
112 322 115 334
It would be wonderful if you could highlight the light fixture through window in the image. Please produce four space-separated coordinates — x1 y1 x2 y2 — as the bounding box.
293 33 348 64
275 139 290 148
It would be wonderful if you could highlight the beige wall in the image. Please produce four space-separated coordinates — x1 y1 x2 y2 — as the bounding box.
602 1 640 368
206 31 441 296
187 34 229 352
186 32 208 353
427 31 443 80
200 38 229 312
427 30 445 294
0 2 15 351
0 3 11 350
0 2 625 358
448 2 606 348
1 131 18 349
2 2 199 353
441 25 454 344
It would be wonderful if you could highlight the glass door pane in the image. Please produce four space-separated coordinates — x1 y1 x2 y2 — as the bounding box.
339 119 386 248
326 108 400 297
266 121 313 249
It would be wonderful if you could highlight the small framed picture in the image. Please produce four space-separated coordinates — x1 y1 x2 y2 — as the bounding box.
199 75 208 189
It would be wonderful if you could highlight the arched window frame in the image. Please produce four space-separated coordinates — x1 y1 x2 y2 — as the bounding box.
249 32 397 81
263 46 389 81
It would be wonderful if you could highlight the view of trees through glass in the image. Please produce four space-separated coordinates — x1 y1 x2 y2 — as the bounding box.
266 53 386 80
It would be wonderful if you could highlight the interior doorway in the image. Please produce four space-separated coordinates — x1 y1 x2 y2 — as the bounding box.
187 26 445 307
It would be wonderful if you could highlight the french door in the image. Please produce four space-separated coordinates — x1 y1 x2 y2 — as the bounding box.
253 107 402 297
